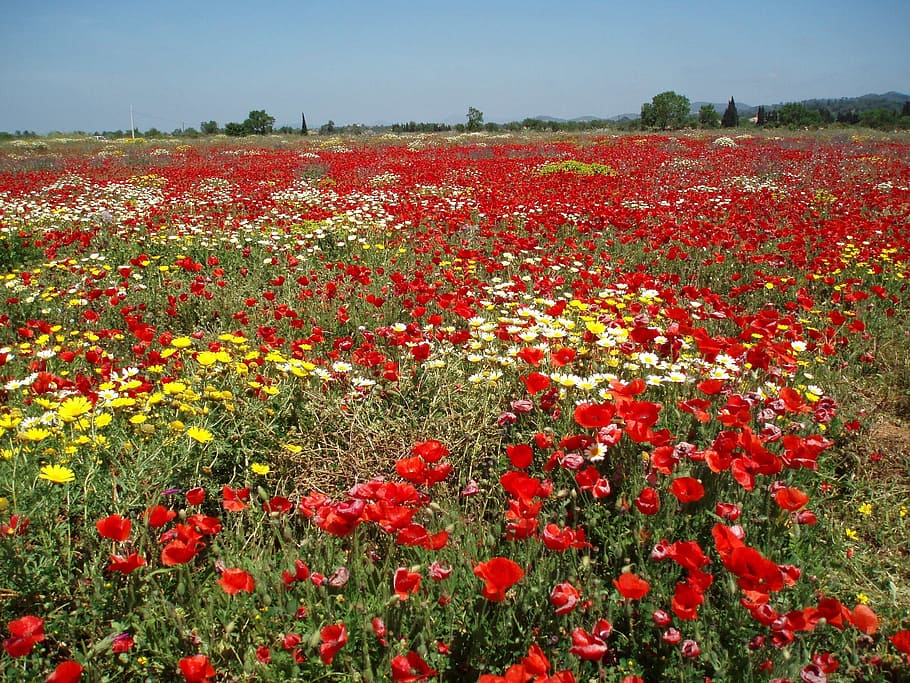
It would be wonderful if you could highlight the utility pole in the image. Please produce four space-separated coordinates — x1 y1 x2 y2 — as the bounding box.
130 105 135 139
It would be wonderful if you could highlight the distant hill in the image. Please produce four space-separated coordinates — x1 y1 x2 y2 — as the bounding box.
690 92 908 120
532 92 908 124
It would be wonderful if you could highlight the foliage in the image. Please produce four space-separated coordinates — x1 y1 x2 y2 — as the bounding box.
641 91 691 129
244 110 275 136
699 105 720 128
467 107 484 131
200 121 219 135
538 159 617 176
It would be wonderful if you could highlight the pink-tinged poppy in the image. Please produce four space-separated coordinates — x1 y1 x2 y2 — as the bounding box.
371 617 388 646
45 660 83 683
217 568 255 595
428 561 452 581
473 557 524 602
773 487 809 512
185 487 206 506
669 477 705 503
569 626 608 661
390 651 437 682
393 567 422 600
178 654 216 683
680 639 700 659
107 552 146 574
111 633 135 653
573 402 615 428
3 615 45 657
614 573 650 600
96 514 131 542
506 443 534 469
319 623 348 665
144 505 176 528
634 487 660 515
574 467 611 498
550 581 581 615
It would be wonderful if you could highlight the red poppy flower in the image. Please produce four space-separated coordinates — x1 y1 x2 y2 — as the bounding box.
45 660 83 683
569 626 608 661
411 439 448 462
144 505 176 528
96 514 131 542
185 487 206 506
773 487 809 512
614 573 651 600
393 567 422 600
107 552 146 574
634 487 660 515
669 477 705 503
161 538 203 566
574 401 616 428
217 568 255 595
111 633 135 653
282 559 310 586
550 581 581 615
319 623 348 665
473 557 524 602
221 486 250 512
520 371 551 394
391 651 437 682
178 654 216 683
506 443 534 469
850 604 879 635
3 615 45 657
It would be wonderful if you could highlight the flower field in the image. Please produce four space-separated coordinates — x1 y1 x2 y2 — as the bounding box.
1 132 909 682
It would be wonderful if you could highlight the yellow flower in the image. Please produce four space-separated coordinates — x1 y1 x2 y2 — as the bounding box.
171 336 193 348
858 502 873 516
856 593 869 605
282 443 303 454
38 464 76 484
19 427 53 442
251 462 270 476
186 426 214 444
845 527 859 541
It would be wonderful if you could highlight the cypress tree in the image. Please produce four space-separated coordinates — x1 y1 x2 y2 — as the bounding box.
722 97 739 128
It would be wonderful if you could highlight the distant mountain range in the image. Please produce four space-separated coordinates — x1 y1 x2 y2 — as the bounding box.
529 91 909 123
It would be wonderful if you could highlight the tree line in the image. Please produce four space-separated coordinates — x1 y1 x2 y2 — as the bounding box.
4 95 909 142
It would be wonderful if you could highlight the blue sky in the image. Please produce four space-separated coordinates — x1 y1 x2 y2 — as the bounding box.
1 0 908 133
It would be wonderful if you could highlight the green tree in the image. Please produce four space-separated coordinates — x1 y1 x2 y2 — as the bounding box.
200 121 219 135
640 91 690 129
721 97 739 127
319 120 336 135
777 103 822 128
224 122 246 136
699 105 720 128
467 107 484 131
243 110 275 135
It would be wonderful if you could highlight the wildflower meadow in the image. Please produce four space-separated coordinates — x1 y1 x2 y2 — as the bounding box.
1 132 909 682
